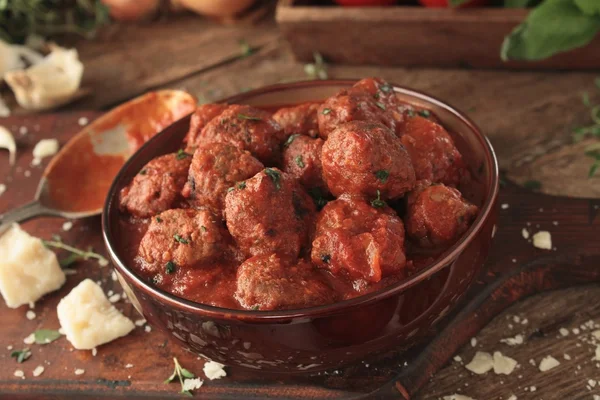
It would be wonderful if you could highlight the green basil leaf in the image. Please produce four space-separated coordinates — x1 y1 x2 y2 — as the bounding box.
501 0 600 61
574 0 600 16
180 368 195 379
34 329 62 345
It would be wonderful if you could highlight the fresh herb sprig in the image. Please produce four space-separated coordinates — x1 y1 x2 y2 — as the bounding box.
34 329 62 344
10 348 31 363
42 239 108 267
164 357 196 396
304 52 328 80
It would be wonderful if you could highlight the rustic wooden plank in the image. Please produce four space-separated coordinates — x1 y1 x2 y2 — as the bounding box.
163 40 600 199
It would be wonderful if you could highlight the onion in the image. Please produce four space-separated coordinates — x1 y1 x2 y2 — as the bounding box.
101 0 160 21
175 0 255 18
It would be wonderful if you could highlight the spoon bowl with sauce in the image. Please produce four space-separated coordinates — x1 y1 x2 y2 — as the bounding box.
0 90 196 234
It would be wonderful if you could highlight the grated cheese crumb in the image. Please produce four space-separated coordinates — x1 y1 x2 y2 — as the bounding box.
108 293 121 303
203 361 226 380
532 231 552 250
26 310 36 320
501 204 509 210
111 271 118 281
500 334 523 346
74 368 85 375
0 184 6 197
182 377 204 392
507 396 517 400
530 386 536 392
32 365 44 377
443 396 475 400
573 328 581 335
7 345 13 350
559 328 569 336
78 117 89 126
14 369 24 378
144 325 151 333
595 345 600 361
125 363 133 368
24 333 35 344
493 352 517 375
92 348 97 356
470 337 477 347
564 353 571 360
454 355 462 362
592 330 600 340
521 228 529 239
466 351 493 374
539 355 560 372
589 379 597 388
62 221 73 231
134 319 147 327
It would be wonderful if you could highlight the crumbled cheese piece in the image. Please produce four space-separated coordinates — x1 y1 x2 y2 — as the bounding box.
134 319 147 327
26 310 36 320
57 279 134 350
539 356 560 372
589 379 597 388
512 316 520 323
62 221 73 231
32 139 59 164
111 271 118 281
0 224 65 308
521 228 529 239
530 386 536 392
7 345 13 350
466 352 493 374
182 377 204 392
493 352 517 375
595 345 600 361
78 117 89 126
470 337 477 347
443 396 474 400
108 293 121 303
573 328 581 335
32 365 44 377
125 363 133 368
74 368 85 375
594 395 600 400
454 355 462 362
92 348 97 356
144 325 151 333
501 203 509 210
203 361 226 380
507 396 517 400
559 328 569 336
592 330 600 340
528 358 536 366
521 318 528 325
24 333 35 345
19 126 28 135
500 334 523 346
14 369 24 378
564 353 571 360
532 231 552 250
0 184 6 196
24 170 31 177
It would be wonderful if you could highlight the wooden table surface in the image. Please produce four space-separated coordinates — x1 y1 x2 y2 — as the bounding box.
1 12 600 400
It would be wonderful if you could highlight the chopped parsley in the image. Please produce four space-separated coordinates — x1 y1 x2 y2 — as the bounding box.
380 83 392 93
165 261 175 274
375 102 386 111
34 329 62 345
370 190 386 208
59 253 81 268
173 234 189 244
418 109 431 118
308 187 328 209
283 134 299 148
264 168 281 190
227 187 235 193
374 169 389 183
138 169 147 175
295 155 305 168
164 357 197 396
251 305 260 311
10 348 31 363
237 113 262 121
406 109 416 117
156 217 163 223
200 225 207 233
176 149 192 160
320 254 331 264
321 108 332 115
239 39 254 57
237 181 247 190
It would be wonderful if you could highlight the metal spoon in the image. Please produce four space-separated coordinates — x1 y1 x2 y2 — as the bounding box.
0 90 196 235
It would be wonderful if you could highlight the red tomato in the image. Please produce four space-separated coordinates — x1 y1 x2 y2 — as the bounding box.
334 0 397 6
418 0 488 7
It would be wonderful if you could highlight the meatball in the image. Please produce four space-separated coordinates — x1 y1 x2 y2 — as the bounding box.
321 121 415 199
351 77 400 110
311 196 407 284
272 102 320 138
399 115 467 186
138 208 228 274
199 105 285 164
183 104 228 149
119 153 191 218
235 253 335 310
317 89 398 139
181 142 264 213
224 168 315 259
281 134 327 192
405 182 479 248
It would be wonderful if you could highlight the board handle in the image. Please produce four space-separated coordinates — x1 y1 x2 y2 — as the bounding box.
364 253 600 400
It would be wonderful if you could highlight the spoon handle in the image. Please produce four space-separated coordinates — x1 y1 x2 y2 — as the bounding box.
0 201 53 236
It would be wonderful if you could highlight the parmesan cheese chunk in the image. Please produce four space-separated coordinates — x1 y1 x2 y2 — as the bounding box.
538 355 560 372
532 231 552 250
0 224 65 308
466 351 493 374
203 361 226 380
493 351 517 375
57 279 134 350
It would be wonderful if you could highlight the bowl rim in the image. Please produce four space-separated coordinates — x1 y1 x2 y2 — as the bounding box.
102 79 499 322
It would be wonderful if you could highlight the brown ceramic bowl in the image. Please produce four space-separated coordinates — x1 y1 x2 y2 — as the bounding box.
102 80 499 373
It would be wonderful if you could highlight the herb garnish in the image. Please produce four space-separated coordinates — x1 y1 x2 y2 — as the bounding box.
237 114 262 121
237 182 247 190
406 109 416 117
304 52 328 80
374 169 389 183
165 261 175 274
573 78 600 177
308 187 328 209
173 234 189 244
320 254 331 264
200 225 207 233
523 180 542 191
322 108 332 115
156 217 163 223
380 83 392 93
176 149 192 160
295 155 305 168
375 102 386 111
42 239 108 267
418 110 431 118
227 187 235 193
138 169 147 175
239 39 254 57
164 357 196 396
264 168 281 190
251 305 260 311
10 348 31 363
59 253 81 268
371 190 386 208
284 134 299 148
34 329 62 344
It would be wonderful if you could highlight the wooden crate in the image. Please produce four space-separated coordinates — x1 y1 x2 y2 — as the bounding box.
276 0 600 69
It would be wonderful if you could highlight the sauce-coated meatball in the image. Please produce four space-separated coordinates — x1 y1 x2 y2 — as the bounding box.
138 208 228 274
311 196 407 284
224 168 315 259
184 104 228 149
119 153 191 218
235 253 335 310
199 105 285 164
405 182 478 248
399 115 467 186
272 102 320 138
322 121 415 199
281 134 327 192
352 77 400 110
181 142 264 213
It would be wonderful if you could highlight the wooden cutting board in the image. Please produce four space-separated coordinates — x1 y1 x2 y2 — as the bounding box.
1 113 599 399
